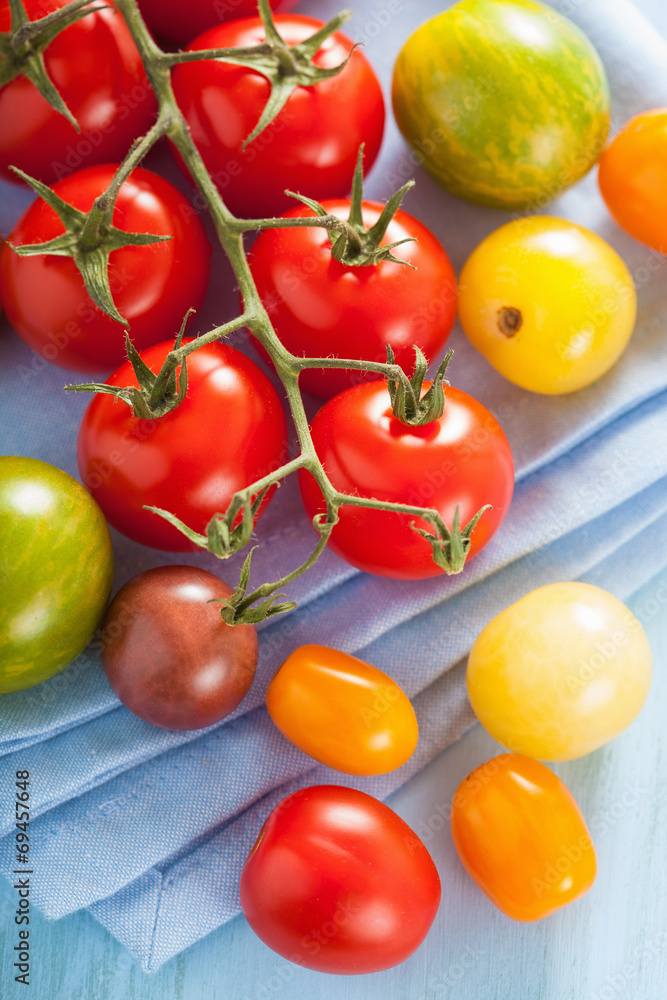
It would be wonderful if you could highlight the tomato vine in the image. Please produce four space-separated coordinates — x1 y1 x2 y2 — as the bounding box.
3 0 494 623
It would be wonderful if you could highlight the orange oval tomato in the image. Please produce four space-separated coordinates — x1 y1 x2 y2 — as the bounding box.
598 108 667 253
451 754 597 921
266 645 418 776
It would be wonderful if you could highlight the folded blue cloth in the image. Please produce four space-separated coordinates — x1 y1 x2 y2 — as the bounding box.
1 0 666 972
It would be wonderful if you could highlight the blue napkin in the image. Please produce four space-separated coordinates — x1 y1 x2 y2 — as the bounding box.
1 0 666 972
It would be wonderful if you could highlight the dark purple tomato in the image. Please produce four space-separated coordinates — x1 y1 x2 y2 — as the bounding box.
101 565 258 730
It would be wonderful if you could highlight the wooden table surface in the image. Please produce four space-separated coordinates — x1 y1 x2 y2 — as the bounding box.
1 1 666 998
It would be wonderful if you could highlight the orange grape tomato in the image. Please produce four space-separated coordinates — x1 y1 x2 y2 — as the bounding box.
451 754 597 922
598 108 667 253
265 644 418 776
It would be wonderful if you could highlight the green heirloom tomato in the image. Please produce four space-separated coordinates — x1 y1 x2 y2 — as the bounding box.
392 0 610 209
0 457 113 692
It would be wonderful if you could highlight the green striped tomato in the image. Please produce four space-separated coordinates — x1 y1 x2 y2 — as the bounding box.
0 457 113 692
392 0 610 209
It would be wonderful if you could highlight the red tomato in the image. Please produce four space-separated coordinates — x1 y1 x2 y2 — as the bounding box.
250 199 457 399
0 165 211 373
77 338 288 550
0 0 157 185
240 785 441 973
299 381 514 579
170 15 385 218
137 0 280 45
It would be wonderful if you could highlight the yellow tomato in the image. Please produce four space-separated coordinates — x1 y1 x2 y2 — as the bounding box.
451 754 597 921
458 216 636 394
266 644 418 775
466 583 652 761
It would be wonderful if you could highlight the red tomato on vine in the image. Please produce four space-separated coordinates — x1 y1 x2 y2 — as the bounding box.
77 338 289 550
171 15 385 218
137 0 280 45
299 381 514 579
0 0 157 185
250 199 457 399
0 165 211 373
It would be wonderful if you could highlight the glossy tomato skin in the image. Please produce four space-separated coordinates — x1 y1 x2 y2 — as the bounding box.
0 456 113 692
598 109 667 253
250 200 457 399
451 754 597 921
137 0 279 45
240 785 441 973
101 566 258 729
299 381 514 579
392 0 609 209
0 0 157 185
77 338 288 550
466 582 653 761
171 16 385 218
458 216 637 394
266 644 418 775
0 165 212 373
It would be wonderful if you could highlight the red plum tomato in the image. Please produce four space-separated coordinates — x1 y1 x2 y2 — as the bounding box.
170 15 385 218
250 199 457 399
0 0 157 185
240 785 441 973
77 339 288 550
101 565 258 729
299 381 514 578
0 165 211 373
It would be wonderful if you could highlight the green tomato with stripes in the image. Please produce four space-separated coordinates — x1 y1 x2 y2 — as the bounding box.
392 0 610 209
0 456 113 692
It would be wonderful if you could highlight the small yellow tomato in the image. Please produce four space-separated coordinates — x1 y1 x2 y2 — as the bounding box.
266 644 418 776
451 754 597 921
458 216 636 394
466 582 652 760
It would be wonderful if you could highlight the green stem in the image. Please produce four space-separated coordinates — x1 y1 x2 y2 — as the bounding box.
235 523 333 616
10 0 94 47
79 117 169 251
72 0 486 622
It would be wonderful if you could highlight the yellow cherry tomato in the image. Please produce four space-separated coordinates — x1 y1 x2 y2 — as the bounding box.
266 644 418 776
451 754 597 921
458 216 637 394
466 582 652 761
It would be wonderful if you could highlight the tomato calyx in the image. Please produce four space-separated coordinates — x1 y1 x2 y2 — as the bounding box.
0 0 100 132
7 162 170 325
285 145 417 268
414 504 491 576
211 546 299 625
387 345 453 426
66 314 194 417
146 485 273 561
164 0 355 150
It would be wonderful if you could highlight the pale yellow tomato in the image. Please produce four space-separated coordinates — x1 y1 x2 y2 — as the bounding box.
466 582 652 760
458 217 636 394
